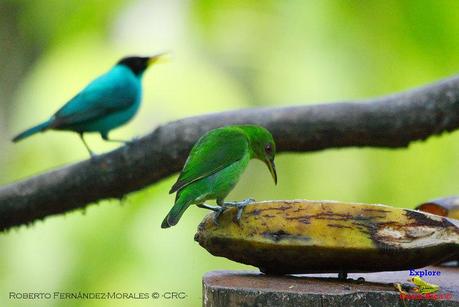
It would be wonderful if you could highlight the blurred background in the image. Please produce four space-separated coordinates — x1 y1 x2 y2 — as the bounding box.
1 0 459 306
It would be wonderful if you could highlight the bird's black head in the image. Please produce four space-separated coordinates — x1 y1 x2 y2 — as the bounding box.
117 56 151 76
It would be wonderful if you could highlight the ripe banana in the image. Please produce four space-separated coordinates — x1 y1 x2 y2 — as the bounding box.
194 200 459 274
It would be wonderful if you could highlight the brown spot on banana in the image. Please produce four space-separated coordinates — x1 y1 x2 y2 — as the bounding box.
415 196 459 219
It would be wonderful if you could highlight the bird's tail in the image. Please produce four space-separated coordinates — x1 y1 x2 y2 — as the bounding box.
161 192 193 228
12 120 51 142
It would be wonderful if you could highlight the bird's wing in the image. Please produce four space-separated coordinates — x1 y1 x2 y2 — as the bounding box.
51 70 138 127
170 128 249 194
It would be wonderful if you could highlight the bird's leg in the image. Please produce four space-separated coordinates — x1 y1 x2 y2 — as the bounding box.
79 133 95 157
222 198 255 223
197 204 220 211
223 198 255 206
101 133 133 145
207 198 256 226
197 203 225 225
213 208 225 225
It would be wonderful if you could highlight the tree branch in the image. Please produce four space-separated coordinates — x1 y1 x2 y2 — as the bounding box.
2 75 459 231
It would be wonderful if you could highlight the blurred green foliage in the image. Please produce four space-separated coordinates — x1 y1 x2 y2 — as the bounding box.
1 1 459 306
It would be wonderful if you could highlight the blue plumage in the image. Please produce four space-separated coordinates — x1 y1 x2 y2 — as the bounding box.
13 55 164 155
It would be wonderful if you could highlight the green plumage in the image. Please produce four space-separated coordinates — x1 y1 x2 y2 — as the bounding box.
162 125 277 228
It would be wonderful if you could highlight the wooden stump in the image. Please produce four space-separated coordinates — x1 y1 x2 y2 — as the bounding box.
203 266 459 307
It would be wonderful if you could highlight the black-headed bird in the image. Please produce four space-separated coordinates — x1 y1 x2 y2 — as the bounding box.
13 54 166 156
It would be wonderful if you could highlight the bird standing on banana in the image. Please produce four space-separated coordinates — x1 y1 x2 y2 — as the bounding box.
13 54 166 156
161 125 277 228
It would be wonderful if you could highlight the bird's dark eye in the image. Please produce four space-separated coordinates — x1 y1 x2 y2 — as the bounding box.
265 144 272 154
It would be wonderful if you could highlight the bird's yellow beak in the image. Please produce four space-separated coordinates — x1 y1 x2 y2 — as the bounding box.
265 158 277 185
148 53 170 66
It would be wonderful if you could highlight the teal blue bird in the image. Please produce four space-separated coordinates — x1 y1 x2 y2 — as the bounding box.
12 54 165 156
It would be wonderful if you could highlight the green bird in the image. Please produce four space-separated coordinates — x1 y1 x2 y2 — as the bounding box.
161 125 277 228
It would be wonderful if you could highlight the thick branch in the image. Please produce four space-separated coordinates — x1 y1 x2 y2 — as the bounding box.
2 75 459 231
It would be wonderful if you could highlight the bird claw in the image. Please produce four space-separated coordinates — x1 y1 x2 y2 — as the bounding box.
197 204 225 225
212 207 225 225
199 199 255 225
88 152 101 161
102 136 136 146
223 198 255 207
223 198 255 224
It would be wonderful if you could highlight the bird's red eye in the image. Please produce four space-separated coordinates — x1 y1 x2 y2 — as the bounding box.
265 144 272 154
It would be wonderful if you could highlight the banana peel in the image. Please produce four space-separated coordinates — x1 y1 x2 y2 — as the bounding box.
416 196 459 265
194 200 459 274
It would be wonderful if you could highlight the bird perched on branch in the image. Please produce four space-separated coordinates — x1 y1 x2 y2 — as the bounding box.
161 125 277 228
12 54 167 156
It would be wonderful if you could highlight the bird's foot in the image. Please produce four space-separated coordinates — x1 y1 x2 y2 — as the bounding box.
102 134 137 146
212 207 225 225
197 204 225 225
85 147 101 160
222 198 255 223
88 152 100 160
199 198 255 225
